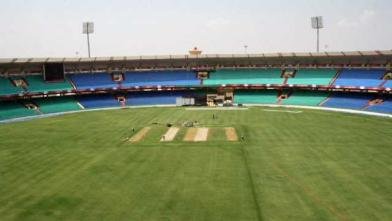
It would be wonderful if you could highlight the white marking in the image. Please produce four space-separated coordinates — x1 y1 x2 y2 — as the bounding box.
262 109 302 114
77 102 85 109
246 104 392 118
1 104 391 124
186 107 248 111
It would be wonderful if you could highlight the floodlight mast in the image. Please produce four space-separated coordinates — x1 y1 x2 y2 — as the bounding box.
311 16 324 53
87 30 91 58
83 22 94 58
244 45 248 54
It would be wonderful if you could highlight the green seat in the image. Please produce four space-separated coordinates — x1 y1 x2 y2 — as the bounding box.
0 77 23 95
0 102 37 120
25 75 73 93
234 90 278 104
287 69 336 85
204 69 284 85
282 91 329 106
36 97 81 114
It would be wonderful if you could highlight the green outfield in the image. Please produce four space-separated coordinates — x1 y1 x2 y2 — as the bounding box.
0 107 391 221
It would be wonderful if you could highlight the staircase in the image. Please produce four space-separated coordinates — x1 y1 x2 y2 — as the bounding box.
328 70 341 86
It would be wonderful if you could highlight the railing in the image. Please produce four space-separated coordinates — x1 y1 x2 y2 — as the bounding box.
0 84 391 101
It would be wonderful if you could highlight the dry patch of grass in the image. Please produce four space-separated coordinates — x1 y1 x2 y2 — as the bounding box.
129 127 151 142
183 128 198 141
225 127 238 141
194 128 209 142
160 127 180 142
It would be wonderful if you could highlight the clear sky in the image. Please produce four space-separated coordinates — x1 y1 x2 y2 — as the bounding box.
0 0 391 58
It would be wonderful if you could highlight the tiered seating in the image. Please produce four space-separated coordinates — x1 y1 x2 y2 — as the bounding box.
366 98 392 113
122 71 200 87
322 93 373 110
0 77 23 95
127 91 193 106
234 90 278 104
282 91 329 106
35 97 81 114
383 80 392 88
69 73 119 90
78 95 120 109
333 69 385 87
204 69 283 85
0 101 37 120
287 69 336 85
25 75 73 93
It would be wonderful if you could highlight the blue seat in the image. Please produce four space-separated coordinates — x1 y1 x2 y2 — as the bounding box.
78 91 197 108
322 93 373 110
383 80 392 88
122 71 200 87
366 98 392 113
334 69 384 87
69 73 119 90
78 95 120 109
127 91 192 106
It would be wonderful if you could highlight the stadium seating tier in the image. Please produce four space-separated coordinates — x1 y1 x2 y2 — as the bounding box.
123 71 200 87
69 73 119 90
287 69 336 85
0 77 23 95
0 102 37 120
234 90 278 104
366 98 392 113
78 94 121 109
204 69 284 85
282 91 329 106
383 80 392 88
322 93 373 110
35 97 81 114
333 69 385 87
25 75 73 93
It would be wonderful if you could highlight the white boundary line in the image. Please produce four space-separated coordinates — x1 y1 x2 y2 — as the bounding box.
1 104 391 124
0 105 176 124
247 104 392 118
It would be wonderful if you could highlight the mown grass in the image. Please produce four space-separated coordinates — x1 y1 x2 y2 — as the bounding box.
0 107 391 221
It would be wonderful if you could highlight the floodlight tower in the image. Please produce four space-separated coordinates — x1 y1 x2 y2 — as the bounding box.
311 16 324 53
83 22 94 58
244 45 248 54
